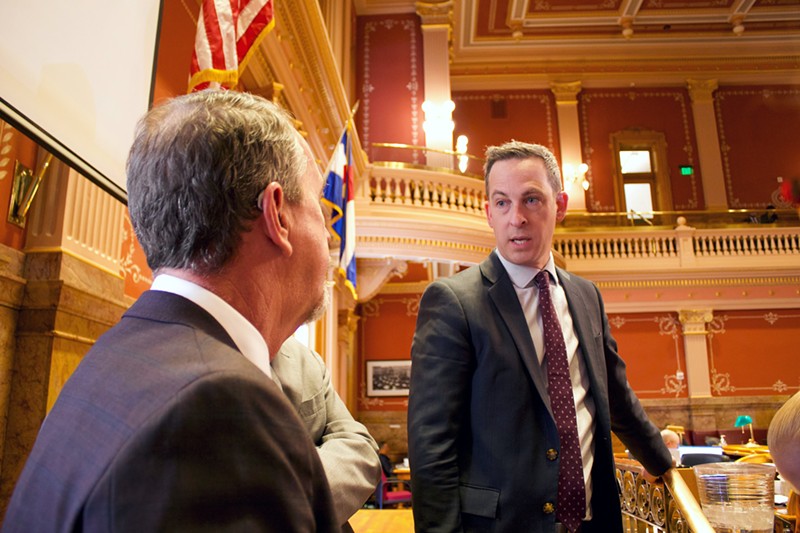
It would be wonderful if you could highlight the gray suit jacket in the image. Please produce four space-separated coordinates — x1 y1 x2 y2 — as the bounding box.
408 253 671 533
3 291 338 532
272 337 380 527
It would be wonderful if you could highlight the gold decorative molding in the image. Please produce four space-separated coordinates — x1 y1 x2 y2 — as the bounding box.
686 79 719 103
358 235 492 255
415 1 453 25
550 81 583 104
596 276 800 290
678 309 714 335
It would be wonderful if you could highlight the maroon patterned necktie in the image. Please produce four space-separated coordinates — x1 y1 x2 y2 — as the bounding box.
534 271 585 532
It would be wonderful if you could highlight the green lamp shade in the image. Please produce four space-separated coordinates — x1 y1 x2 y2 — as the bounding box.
734 415 753 427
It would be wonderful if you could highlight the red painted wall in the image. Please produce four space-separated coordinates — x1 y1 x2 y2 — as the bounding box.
579 88 704 212
356 14 425 165
606 312 689 400
715 86 800 209
452 90 561 175
706 308 800 396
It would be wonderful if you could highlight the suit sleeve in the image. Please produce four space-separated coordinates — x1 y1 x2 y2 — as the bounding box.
313 354 381 525
82 372 339 533
408 280 474 533
594 284 673 476
273 339 381 525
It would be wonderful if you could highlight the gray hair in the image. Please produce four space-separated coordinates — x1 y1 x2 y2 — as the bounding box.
126 90 306 274
483 141 562 196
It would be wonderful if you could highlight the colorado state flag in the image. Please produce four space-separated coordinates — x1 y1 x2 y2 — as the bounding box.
322 130 357 298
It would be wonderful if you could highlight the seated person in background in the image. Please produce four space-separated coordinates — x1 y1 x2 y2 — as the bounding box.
661 429 681 449
378 441 394 477
273 337 381 531
661 428 682 466
769 391 800 490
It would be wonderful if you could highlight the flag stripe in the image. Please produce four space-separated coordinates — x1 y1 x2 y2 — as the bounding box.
188 0 274 93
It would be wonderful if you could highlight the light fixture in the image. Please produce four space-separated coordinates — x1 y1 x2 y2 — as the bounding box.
455 134 469 173
734 414 759 447
562 162 590 191
421 100 455 140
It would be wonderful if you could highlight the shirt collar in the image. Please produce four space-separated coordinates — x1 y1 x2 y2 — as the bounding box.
494 249 558 289
150 274 271 378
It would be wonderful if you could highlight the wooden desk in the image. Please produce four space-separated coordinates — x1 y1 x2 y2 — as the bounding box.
393 467 411 481
351 509 414 533
722 444 770 457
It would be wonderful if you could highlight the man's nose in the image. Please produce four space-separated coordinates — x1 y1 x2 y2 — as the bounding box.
510 204 526 226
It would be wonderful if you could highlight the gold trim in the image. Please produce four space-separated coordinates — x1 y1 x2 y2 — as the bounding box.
358 235 492 255
596 277 800 290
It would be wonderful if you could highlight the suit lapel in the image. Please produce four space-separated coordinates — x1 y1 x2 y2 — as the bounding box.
482 254 553 417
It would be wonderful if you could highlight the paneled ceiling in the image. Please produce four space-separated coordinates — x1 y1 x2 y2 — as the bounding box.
354 0 800 88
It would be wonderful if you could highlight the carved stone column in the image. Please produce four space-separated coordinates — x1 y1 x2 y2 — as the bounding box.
686 79 728 210
338 309 360 412
678 309 714 398
550 81 587 211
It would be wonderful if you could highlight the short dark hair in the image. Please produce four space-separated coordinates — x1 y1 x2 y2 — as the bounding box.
126 90 306 274
483 141 562 196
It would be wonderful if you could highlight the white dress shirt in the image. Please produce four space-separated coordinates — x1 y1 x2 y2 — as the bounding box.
495 250 597 519
150 274 272 378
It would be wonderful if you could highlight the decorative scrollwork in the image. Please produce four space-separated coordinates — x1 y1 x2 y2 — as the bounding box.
651 485 667 526
622 470 636 513
635 475 651 520
667 499 689 533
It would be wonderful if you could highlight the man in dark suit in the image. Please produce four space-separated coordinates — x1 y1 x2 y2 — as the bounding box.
3 91 338 531
408 141 672 533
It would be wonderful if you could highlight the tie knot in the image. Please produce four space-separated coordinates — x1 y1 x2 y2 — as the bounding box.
533 270 551 291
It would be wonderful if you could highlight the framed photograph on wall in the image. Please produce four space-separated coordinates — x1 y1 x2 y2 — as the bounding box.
366 360 412 397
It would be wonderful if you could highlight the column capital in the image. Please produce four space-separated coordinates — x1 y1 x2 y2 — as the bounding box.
686 79 718 103
550 81 583 104
678 309 714 335
416 1 453 25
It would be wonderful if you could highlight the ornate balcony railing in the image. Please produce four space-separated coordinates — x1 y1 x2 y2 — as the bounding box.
616 458 714 533
356 163 800 278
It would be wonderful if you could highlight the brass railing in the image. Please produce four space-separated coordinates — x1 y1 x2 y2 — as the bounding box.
616 458 714 532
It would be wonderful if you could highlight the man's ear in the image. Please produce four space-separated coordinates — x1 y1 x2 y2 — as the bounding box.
261 182 292 256
555 191 569 222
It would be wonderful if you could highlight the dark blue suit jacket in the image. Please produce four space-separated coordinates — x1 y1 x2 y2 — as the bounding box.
3 291 337 532
408 253 671 532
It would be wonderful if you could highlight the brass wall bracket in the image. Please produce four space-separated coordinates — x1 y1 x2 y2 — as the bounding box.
7 154 52 228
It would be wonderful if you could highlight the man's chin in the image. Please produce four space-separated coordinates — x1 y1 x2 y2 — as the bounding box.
304 287 330 325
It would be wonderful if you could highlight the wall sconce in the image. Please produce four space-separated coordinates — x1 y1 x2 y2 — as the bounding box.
734 414 759 447
562 162 589 191
8 153 53 228
455 134 469 173
422 100 455 141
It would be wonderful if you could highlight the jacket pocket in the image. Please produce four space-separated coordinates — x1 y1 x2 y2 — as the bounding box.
459 483 500 518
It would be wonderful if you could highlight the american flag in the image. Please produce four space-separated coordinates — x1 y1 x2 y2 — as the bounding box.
188 0 274 92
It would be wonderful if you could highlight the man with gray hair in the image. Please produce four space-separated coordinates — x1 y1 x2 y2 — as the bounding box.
4 91 338 532
769 391 800 490
408 140 671 532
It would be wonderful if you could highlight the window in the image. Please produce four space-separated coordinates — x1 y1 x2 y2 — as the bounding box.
611 130 673 224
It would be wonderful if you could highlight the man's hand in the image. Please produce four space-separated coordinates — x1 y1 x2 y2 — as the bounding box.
641 468 660 484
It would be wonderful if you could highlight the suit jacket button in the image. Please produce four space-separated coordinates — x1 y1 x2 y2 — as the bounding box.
543 502 555 514
546 448 558 461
